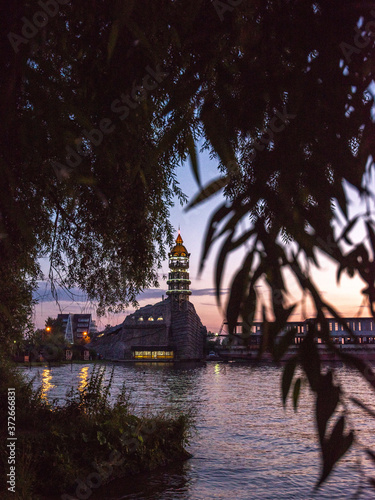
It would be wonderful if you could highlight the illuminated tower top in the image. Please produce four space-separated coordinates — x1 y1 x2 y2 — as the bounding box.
166 229 191 301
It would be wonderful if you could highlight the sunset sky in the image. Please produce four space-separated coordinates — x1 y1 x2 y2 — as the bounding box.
33 150 371 333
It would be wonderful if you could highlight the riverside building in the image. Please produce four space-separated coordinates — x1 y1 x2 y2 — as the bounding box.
91 230 206 361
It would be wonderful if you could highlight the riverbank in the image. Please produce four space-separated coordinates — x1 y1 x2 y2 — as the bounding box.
13 359 107 367
0 360 191 499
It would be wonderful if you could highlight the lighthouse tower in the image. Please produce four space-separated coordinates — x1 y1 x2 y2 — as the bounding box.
166 229 191 302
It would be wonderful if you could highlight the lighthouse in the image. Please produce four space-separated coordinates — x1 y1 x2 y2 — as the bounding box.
166 229 192 302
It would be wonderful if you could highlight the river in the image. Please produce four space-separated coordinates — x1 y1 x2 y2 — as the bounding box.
20 361 375 499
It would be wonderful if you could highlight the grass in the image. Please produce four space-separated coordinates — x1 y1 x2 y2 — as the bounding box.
0 356 191 499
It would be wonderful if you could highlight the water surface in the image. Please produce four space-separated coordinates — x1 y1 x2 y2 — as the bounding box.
21 362 375 499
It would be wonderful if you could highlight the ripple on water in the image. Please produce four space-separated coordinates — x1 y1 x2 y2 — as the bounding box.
20 362 375 499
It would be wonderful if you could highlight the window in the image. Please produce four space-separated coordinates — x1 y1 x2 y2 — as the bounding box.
329 323 332 331
134 351 151 358
148 317 154 321
157 316 163 321
359 322 362 331
138 317 144 321
335 322 338 331
133 350 174 359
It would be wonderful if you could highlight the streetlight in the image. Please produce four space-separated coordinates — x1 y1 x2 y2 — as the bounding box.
44 326 51 342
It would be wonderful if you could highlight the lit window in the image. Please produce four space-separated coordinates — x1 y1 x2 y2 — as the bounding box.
359 322 362 331
133 350 173 359
329 323 332 331
138 317 144 321
148 317 154 321
157 316 163 321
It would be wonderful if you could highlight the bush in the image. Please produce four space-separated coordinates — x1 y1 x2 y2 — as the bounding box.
0 358 191 499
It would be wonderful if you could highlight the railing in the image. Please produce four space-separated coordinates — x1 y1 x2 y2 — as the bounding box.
169 262 189 269
167 273 189 280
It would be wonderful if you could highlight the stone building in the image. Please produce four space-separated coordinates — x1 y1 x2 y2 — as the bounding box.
91 231 206 361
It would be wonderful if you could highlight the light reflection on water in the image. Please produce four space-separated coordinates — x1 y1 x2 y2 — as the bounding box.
21 362 375 499
40 368 54 402
78 366 89 393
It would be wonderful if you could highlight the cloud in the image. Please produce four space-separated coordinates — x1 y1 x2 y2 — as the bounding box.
190 288 230 296
33 283 88 303
136 289 166 301
34 281 230 304
34 283 166 304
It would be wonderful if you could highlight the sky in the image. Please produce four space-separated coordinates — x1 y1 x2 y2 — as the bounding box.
32 149 372 333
